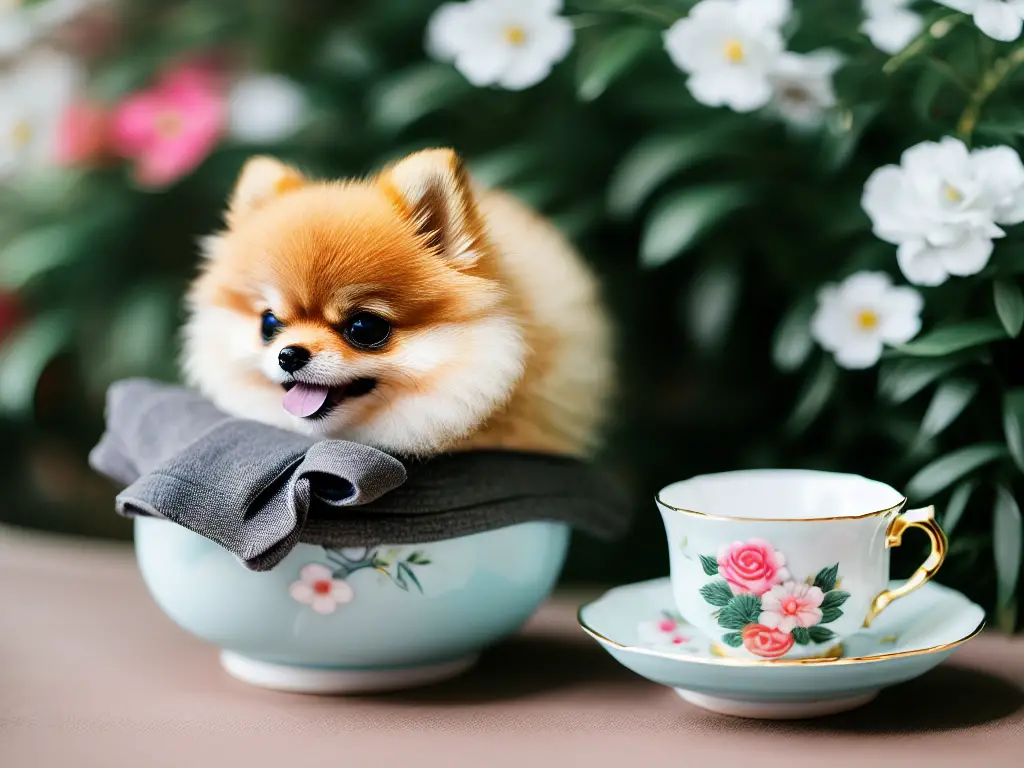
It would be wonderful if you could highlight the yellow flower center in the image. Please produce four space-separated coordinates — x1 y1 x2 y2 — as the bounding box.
11 120 32 148
504 25 527 46
723 38 745 63
856 309 880 331
943 183 963 203
154 110 184 139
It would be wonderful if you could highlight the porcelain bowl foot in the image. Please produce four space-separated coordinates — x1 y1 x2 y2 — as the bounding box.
675 689 878 719
221 651 479 694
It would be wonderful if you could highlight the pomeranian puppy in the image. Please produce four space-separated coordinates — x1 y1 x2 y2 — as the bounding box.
181 149 613 458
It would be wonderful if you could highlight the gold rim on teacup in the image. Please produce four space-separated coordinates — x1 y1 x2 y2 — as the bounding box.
654 492 907 523
577 606 985 668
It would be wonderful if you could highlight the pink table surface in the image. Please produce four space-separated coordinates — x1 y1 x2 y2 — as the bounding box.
1 525 1022 767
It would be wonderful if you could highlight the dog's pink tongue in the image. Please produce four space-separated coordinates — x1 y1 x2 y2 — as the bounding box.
283 384 330 418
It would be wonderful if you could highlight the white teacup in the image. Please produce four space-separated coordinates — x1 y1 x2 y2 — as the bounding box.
656 469 946 661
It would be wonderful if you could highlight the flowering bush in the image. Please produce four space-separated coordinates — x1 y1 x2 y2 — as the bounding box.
1 0 1023 627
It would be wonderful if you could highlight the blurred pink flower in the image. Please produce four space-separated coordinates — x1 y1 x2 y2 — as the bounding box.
0 292 22 342
55 100 109 166
110 62 225 188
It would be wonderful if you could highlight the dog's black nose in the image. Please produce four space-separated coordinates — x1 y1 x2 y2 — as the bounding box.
278 345 311 373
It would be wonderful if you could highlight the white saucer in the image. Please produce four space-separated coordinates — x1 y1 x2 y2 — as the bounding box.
579 578 984 719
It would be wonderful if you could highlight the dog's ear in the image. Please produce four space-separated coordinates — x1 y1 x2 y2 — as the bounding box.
227 156 305 223
377 148 485 270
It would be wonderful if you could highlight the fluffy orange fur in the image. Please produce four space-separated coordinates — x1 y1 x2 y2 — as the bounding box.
181 149 613 457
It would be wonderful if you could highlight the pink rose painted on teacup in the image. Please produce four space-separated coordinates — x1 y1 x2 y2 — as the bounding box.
741 624 794 658
716 539 790 596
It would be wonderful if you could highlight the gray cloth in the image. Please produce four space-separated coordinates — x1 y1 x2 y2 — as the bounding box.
90 379 630 571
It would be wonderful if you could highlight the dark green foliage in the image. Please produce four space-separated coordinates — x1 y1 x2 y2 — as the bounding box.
1 0 1022 629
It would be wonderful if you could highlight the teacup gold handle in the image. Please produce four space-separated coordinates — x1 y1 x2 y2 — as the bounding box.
864 505 947 627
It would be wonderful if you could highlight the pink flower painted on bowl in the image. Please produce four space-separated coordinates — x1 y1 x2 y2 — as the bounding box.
716 539 790 596
637 615 695 651
741 624 795 658
289 563 354 615
759 580 824 633
110 61 225 188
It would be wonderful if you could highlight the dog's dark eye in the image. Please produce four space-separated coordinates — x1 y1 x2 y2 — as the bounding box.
343 312 391 349
260 310 284 343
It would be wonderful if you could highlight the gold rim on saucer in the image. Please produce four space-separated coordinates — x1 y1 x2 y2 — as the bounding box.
577 606 985 668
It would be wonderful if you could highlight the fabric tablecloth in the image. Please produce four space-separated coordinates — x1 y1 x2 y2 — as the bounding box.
1 525 1022 768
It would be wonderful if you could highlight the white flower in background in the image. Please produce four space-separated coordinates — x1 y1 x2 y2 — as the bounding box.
863 137 1024 285
811 272 923 369
0 1 32 58
664 0 791 113
936 0 1024 41
767 49 843 129
861 0 924 54
426 0 573 90
0 48 83 179
289 563 354 615
228 74 310 144
0 0 91 57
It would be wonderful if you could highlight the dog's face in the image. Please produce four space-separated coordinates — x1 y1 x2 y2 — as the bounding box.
181 150 526 455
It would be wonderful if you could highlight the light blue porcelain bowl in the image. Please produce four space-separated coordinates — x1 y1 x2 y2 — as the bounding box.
134 517 570 692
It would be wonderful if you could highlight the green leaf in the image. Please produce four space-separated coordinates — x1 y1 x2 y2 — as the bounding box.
699 579 733 607
916 378 979 443
994 280 1024 337
699 554 719 576
820 590 850 610
721 631 744 648
993 485 1022 631
0 311 71 418
896 320 1007 356
907 444 1008 499
1003 388 1024 473
684 258 740 352
943 480 976 535
0 224 82 290
812 563 839 592
808 626 836 644
576 26 653 101
821 608 843 624
507 178 559 210
99 284 178 382
820 103 883 172
718 594 761 630
370 63 469 134
607 133 733 218
912 66 946 123
785 357 838 435
639 184 750 268
551 199 603 241
398 562 424 594
772 297 816 372
878 357 966 404
791 627 810 645
468 145 544 188
91 54 163 101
